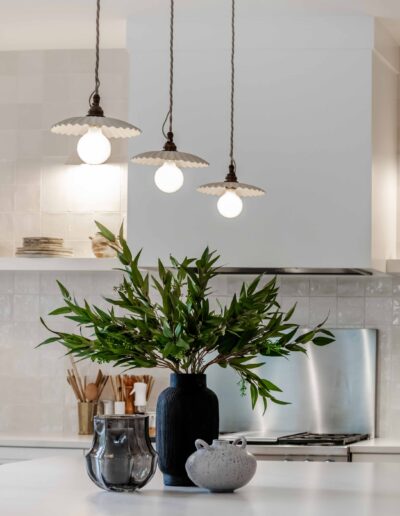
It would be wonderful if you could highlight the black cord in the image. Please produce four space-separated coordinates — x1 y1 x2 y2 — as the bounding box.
229 0 235 167
89 0 101 107
162 110 170 139
169 0 174 134
162 0 174 139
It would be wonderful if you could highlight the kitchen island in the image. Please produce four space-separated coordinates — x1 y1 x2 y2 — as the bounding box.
1 456 400 515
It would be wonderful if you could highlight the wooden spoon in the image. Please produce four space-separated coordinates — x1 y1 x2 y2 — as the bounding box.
84 383 98 402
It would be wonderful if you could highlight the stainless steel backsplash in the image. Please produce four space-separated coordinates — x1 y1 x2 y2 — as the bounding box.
207 329 377 435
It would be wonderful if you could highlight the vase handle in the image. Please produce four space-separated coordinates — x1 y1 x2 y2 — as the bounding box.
94 418 104 435
233 436 247 449
195 439 211 451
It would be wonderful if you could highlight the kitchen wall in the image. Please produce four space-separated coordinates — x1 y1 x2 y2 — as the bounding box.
1 270 400 438
0 49 129 257
127 9 376 268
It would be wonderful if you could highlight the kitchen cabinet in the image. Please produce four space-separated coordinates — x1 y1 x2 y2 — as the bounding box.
352 453 400 463
0 447 84 465
349 438 400 463
0 435 91 465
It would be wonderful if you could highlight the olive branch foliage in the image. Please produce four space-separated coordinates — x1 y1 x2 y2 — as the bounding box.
39 222 335 412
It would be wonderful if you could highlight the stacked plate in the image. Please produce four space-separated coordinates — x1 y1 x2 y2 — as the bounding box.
16 237 73 258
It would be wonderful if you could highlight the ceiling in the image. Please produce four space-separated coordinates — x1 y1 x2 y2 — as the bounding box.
1 0 399 18
1 0 400 47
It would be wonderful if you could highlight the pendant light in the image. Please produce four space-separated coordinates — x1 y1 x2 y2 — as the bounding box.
131 0 209 193
197 0 265 218
51 0 141 165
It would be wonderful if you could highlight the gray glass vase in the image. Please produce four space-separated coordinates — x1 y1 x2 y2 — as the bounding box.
86 414 157 492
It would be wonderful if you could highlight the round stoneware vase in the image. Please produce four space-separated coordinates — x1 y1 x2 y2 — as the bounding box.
185 437 257 492
156 373 219 486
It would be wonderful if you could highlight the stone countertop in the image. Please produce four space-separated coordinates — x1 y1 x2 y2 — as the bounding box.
2 456 400 516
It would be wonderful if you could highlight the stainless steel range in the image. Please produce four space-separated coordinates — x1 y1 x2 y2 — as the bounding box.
210 329 377 463
220 431 370 462
276 432 369 446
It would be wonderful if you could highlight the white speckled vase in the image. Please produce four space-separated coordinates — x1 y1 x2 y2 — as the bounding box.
185 437 257 492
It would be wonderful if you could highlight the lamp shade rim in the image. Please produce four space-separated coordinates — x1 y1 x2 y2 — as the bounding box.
197 181 265 197
51 116 141 138
131 150 209 169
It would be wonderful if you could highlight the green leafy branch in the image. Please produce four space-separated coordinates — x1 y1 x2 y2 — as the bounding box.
38 222 335 411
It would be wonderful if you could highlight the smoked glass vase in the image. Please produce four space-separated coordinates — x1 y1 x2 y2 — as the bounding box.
86 415 157 492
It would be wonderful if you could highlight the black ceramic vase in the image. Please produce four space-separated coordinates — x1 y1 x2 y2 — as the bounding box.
156 373 219 486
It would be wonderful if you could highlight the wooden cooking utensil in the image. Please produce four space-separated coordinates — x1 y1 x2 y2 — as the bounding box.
123 376 135 414
110 376 118 400
97 375 109 400
67 369 84 401
67 376 83 402
69 357 85 400
84 383 98 402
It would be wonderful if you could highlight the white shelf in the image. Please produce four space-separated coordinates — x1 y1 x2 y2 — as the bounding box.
0 258 119 271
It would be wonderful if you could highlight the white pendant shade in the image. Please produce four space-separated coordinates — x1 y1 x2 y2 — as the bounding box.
51 116 141 139
131 150 209 169
197 181 265 198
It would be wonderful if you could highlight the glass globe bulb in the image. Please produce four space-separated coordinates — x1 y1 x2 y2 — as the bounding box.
154 162 184 193
217 190 243 218
77 127 111 165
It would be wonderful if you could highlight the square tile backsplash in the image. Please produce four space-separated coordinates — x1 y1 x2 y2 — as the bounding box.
0 49 129 257
1 271 400 438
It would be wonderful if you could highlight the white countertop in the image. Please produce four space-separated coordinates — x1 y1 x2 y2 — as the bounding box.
2 456 400 515
349 438 400 454
0 433 92 449
2 434 400 455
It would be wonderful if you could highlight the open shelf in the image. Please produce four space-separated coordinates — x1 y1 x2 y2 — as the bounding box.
0 258 119 272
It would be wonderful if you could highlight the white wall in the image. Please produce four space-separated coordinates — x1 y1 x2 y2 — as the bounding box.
2 270 400 438
0 49 129 257
371 22 399 271
127 7 374 268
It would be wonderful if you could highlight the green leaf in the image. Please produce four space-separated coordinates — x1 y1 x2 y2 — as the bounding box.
49 306 72 316
37 336 60 347
284 303 297 321
162 323 173 339
56 281 70 299
94 220 116 242
313 336 335 346
260 378 282 392
250 383 258 409
176 338 190 351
